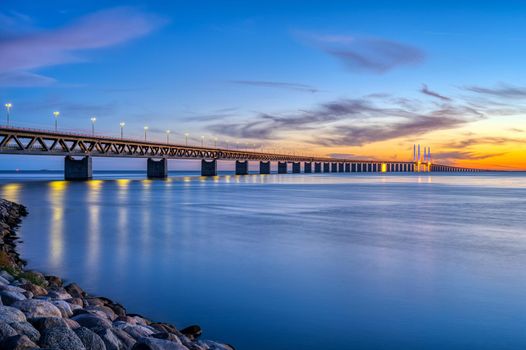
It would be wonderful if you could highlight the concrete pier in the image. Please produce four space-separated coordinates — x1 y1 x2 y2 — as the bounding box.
147 158 168 178
323 163 330 172
331 162 338 172
314 162 322 173
292 162 301 173
278 161 288 174
260 161 271 174
345 163 350 172
235 160 249 175
338 163 344 172
201 159 217 176
304 162 312 173
64 156 92 180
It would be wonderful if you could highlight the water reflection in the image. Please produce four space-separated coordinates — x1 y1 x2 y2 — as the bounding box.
48 181 67 267
2 183 21 202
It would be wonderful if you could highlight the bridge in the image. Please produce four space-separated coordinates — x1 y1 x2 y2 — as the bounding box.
0 126 482 180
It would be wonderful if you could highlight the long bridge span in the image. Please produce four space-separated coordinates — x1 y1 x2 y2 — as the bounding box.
0 126 482 180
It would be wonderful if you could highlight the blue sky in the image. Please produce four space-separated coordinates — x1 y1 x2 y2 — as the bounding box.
1 0 526 170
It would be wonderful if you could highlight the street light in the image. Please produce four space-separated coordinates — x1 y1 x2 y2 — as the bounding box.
5 103 12 126
53 111 60 132
144 126 149 141
184 133 189 146
214 137 218 148
90 117 96 136
201 135 204 147
166 129 171 144
120 122 125 139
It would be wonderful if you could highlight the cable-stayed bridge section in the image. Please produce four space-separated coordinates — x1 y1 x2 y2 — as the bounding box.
0 126 482 180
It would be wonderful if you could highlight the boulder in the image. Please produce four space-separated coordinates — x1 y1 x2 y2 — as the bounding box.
0 305 27 323
30 317 71 332
8 321 40 342
86 305 117 321
0 289 27 305
0 334 38 350
74 327 107 350
67 297 85 307
51 299 73 317
65 318 81 330
180 325 202 340
0 270 14 282
112 327 136 348
12 299 62 318
92 326 123 350
119 324 155 340
132 337 190 350
44 275 63 288
47 289 72 300
65 283 86 298
39 326 86 350
20 282 48 296
0 321 18 342
72 313 113 329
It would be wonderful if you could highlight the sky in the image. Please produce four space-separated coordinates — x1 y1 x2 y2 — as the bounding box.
0 0 525 170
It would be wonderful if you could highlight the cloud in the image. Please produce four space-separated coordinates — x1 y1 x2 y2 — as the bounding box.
0 7 165 87
0 71 56 87
229 80 319 93
442 136 525 149
208 97 481 145
432 151 507 161
464 84 526 99
301 33 424 73
420 84 451 101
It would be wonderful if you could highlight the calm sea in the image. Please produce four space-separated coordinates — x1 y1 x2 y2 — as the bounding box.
1 171 526 350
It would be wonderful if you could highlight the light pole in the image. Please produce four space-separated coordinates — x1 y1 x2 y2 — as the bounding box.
166 129 171 144
120 122 125 139
201 135 204 147
53 111 60 132
5 103 12 126
214 137 218 147
184 133 189 146
90 117 96 136
144 126 148 141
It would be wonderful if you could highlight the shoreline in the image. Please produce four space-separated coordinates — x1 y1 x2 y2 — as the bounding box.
0 198 234 350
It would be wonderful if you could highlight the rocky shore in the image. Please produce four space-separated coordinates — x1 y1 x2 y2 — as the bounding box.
0 198 234 350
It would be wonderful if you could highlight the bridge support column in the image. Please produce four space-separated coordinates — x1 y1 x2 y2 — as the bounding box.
304 162 312 173
65 156 92 180
292 162 301 173
147 158 168 178
278 162 288 174
338 163 344 172
331 162 338 172
235 160 249 175
345 163 350 172
260 161 271 174
314 162 322 173
323 163 330 172
201 159 217 176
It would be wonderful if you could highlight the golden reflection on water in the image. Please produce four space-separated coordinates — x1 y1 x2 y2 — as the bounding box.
2 183 21 203
86 180 102 275
116 179 130 268
48 181 67 268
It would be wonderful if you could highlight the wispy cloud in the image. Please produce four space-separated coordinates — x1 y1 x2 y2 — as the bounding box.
432 151 507 161
442 136 525 149
463 83 526 99
229 80 319 93
420 84 451 101
299 33 425 73
0 7 165 87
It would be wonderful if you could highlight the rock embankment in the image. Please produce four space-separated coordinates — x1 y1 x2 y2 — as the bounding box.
0 198 234 350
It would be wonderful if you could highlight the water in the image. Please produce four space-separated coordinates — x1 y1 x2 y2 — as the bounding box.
1 172 526 349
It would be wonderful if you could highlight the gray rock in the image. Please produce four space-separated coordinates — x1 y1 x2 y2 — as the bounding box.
74 327 107 350
47 289 72 300
0 284 27 293
0 305 27 323
0 275 10 285
39 326 86 350
132 337 190 350
0 334 38 350
0 289 27 305
12 299 62 318
8 321 40 342
151 332 183 344
65 318 81 330
86 305 117 321
196 340 235 350
72 313 113 329
112 327 136 348
30 317 71 332
0 321 18 342
0 270 14 282
65 283 86 298
51 299 73 317
116 323 156 340
92 327 122 350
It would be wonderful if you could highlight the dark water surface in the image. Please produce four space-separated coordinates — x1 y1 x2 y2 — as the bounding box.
1 172 526 349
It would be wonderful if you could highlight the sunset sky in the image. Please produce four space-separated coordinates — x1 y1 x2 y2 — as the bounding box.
1 0 525 170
